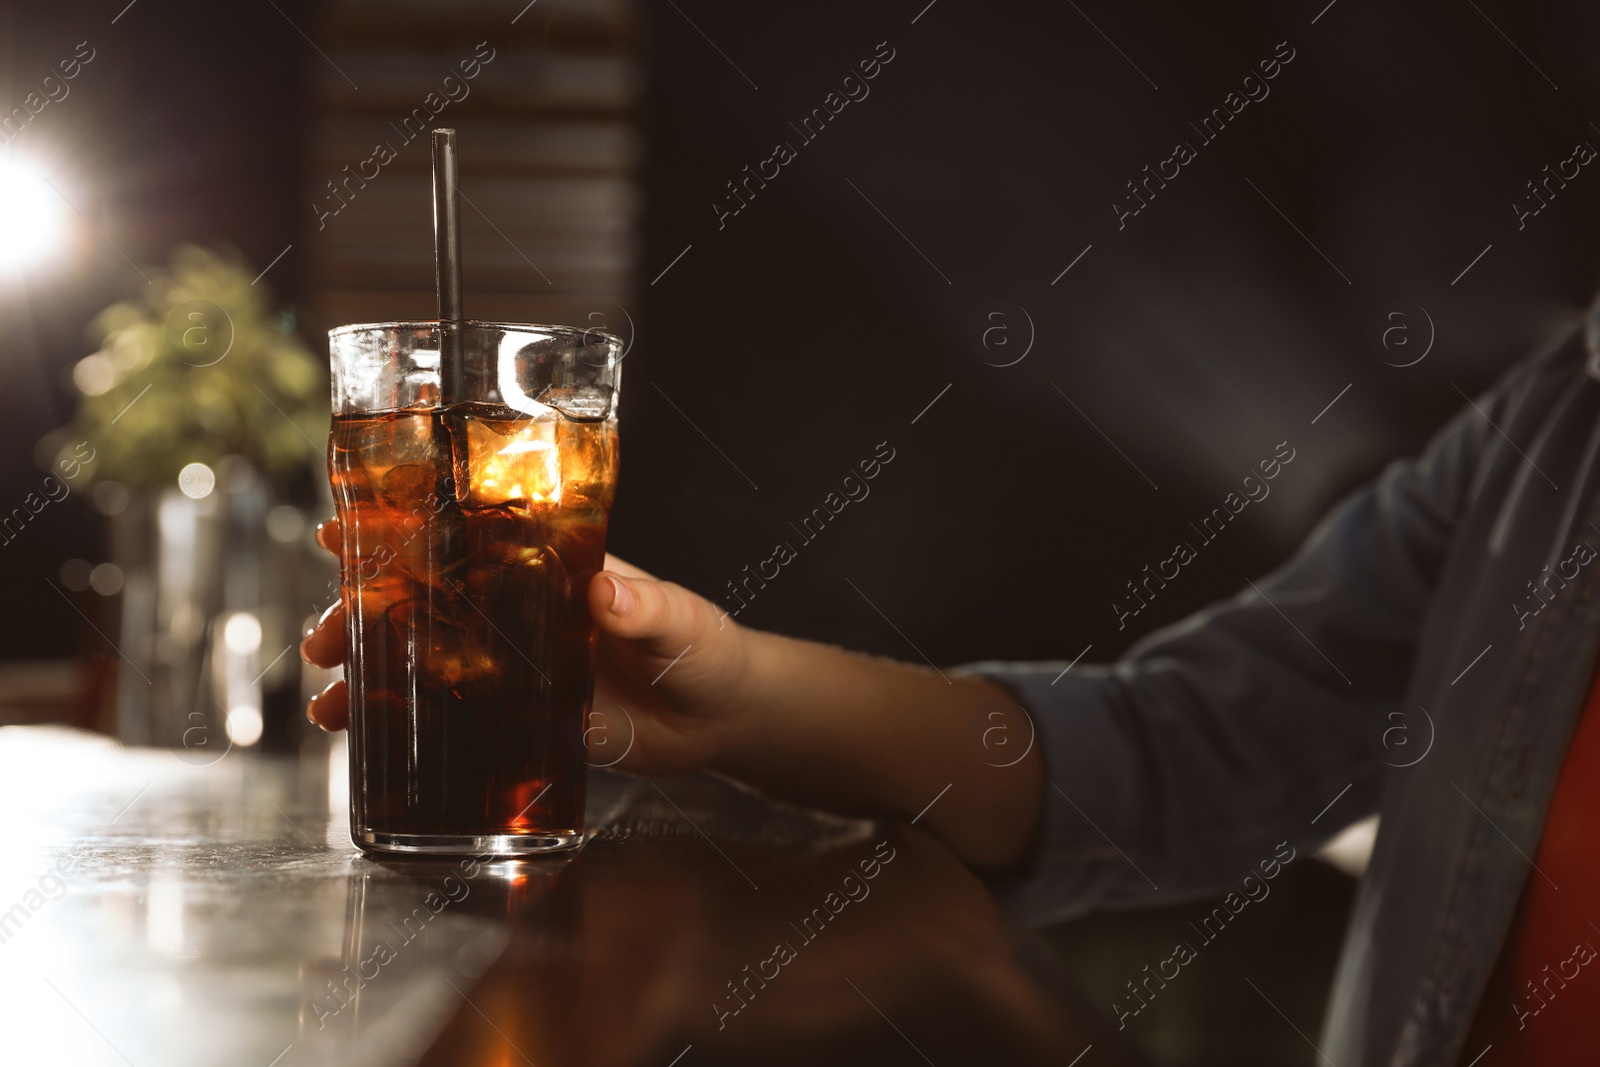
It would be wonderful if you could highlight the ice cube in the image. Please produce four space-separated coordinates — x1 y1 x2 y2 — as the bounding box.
342 410 438 471
379 461 434 506
556 419 617 512
417 618 498 691
354 583 416 632
466 412 562 506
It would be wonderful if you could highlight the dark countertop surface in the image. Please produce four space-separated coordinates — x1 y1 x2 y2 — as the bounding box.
0 725 1143 1066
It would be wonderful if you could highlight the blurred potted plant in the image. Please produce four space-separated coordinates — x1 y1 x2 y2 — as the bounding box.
55 246 331 753
66 245 325 482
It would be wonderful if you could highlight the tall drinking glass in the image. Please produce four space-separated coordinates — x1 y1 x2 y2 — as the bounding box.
327 321 621 855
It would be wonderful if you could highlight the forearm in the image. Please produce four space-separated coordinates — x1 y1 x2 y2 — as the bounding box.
710 628 1043 869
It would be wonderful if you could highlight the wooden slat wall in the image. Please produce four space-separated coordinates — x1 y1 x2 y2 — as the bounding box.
305 0 639 335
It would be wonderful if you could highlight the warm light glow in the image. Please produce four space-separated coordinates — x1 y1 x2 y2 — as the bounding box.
89 562 124 596
145 877 188 959
225 705 264 747
0 157 67 272
222 612 262 655
469 420 563 505
177 462 215 499
499 438 554 455
72 353 116 396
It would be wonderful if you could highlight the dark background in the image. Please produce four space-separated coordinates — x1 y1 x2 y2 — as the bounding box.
624 0 1600 666
5 2 1600 1062
7 0 1600 666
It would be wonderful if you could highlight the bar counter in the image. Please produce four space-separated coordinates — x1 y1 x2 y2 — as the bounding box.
0 726 1141 1066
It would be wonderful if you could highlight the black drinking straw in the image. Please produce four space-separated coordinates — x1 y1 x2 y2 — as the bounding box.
431 128 464 405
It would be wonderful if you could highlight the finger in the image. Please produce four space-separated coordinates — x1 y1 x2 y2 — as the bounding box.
307 678 349 732
589 571 715 656
315 518 341 556
300 600 347 669
602 553 656 581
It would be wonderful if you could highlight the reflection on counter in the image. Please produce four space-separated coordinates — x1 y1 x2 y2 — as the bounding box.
0 726 1141 1067
0 727 515 1067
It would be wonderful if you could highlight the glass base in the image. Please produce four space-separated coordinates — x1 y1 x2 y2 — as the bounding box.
356 829 584 856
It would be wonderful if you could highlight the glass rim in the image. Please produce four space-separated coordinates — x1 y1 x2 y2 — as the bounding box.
328 318 621 346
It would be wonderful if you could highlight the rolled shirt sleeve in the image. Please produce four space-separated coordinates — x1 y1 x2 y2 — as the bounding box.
959 362 1515 924
963 663 1156 922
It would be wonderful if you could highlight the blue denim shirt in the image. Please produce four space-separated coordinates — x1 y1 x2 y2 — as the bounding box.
974 304 1600 1066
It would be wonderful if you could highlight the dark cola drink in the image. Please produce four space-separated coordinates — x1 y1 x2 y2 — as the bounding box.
330 400 617 853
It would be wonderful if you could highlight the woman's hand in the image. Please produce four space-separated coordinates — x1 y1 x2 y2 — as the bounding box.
300 519 753 777
303 518 1044 869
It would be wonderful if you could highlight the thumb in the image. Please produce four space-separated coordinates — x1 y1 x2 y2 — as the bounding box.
590 571 719 658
